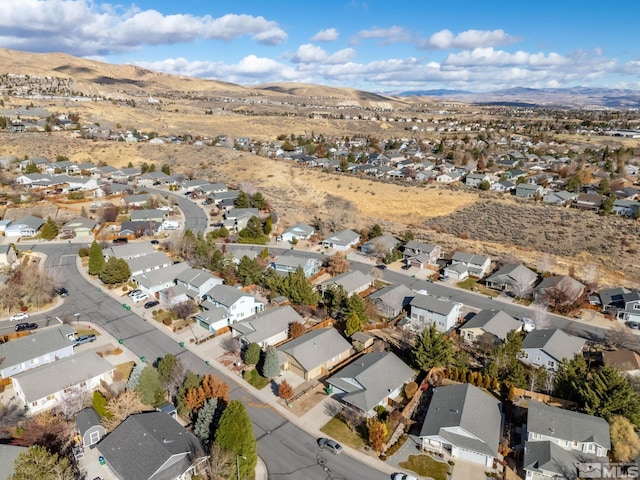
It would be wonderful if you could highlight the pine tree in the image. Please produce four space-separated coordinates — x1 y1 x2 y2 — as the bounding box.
261 346 281 378
243 343 261 365
39 217 58 240
234 191 250 208
9 445 73 480
214 401 257 480
88 240 105 275
135 366 165 406
126 362 146 390
344 311 363 337
412 324 454 371
100 257 131 284
194 397 219 445
579 365 640 425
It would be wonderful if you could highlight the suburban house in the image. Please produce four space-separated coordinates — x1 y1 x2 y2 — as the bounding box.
4 215 45 238
319 270 375 296
60 217 97 237
223 207 259 230
613 290 640 323
0 244 18 266
327 351 414 417
136 171 168 187
612 199 640 217
367 283 414 319
403 241 443 268
485 264 538 294
466 173 492 188
12 350 114 414
542 190 578 206
97 412 205 480
459 309 523 343
231 305 303 348
321 229 361 251
533 275 585 306
515 183 544 199
132 262 190 296
119 220 161 237
602 349 640 376
126 251 173 277
409 294 462 332
76 407 107 448
121 193 150 208
175 267 224 301
0 325 76 379
269 254 322 278
419 384 502 467
159 284 192 306
523 401 610 480
278 328 354 381
102 242 156 261
360 235 401 256
279 223 315 242
130 209 166 223
574 193 604 211
202 284 264 324
445 252 492 279
520 329 586 371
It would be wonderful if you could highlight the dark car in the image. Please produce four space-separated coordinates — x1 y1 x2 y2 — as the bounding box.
150 239 160 245
113 237 128 244
55 287 69 297
74 334 96 346
144 300 159 309
15 322 38 332
317 437 342 455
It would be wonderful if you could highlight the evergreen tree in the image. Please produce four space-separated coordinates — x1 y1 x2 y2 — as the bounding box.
237 256 264 286
282 267 320 306
412 324 454 371
176 371 202 416
126 363 146 390
234 191 250 208
39 217 59 240
194 397 219 445
344 311 363 337
9 445 73 480
161 164 171 175
263 215 273 235
22 161 39 174
345 294 368 324
579 365 640 425
88 240 105 275
261 346 280 378
251 192 266 209
370 224 383 238
243 343 261 365
100 257 131 284
554 354 588 402
135 366 165 406
214 401 257 480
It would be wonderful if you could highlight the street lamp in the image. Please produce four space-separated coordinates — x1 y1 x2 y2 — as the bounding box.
236 454 246 480
74 312 80 327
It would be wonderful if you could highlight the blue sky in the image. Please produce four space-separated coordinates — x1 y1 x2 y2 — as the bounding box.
1 0 638 92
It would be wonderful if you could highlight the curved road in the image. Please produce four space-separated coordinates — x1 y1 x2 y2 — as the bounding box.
7 243 389 480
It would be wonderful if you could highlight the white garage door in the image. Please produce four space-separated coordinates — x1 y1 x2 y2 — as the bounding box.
456 448 490 466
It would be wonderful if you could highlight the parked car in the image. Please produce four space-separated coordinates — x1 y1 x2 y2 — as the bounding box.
144 300 159 309
55 287 69 297
74 334 96 346
438 274 449 281
10 312 29 322
15 322 38 332
150 239 160 245
113 237 128 244
391 474 419 480
127 289 142 298
627 321 640 330
317 437 342 455
131 292 149 303
521 317 536 333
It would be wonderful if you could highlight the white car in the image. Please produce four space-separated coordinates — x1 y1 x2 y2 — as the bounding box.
521 317 536 333
10 312 30 322
391 474 419 480
131 292 149 303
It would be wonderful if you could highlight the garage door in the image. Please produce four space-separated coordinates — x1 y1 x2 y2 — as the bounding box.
289 362 306 379
456 448 489 466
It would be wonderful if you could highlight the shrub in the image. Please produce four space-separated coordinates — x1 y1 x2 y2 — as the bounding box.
78 247 89 257
162 317 172 326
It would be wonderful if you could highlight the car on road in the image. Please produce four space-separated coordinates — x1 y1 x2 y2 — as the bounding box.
74 334 96 346
15 322 38 332
520 317 536 333
391 474 419 480
112 237 128 244
54 287 69 297
317 437 342 455
10 312 29 322
150 239 160 245
627 321 640 330
144 300 159 309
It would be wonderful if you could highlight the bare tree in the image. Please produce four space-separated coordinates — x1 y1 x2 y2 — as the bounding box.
582 263 599 290
57 383 89 420
605 323 640 350
165 359 187 402
0 402 26 439
542 277 583 314
221 335 241 355
172 301 197 321
507 272 533 300
237 181 257 196
340 405 365 432
206 444 234 480
544 370 555 395
0 282 21 313
104 389 146 431
537 253 554 275
325 253 350 276
531 303 551 329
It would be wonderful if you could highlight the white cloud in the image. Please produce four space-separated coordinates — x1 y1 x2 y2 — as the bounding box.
0 1 287 56
327 48 357 64
292 44 357 65
423 29 520 50
353 26 412 45
443 48 567 68
311 28 339 42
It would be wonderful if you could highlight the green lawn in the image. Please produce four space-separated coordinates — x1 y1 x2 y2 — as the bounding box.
320 416 366 450
243 369 270 390
399 455 450 480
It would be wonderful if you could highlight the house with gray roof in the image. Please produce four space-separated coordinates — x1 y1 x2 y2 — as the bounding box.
202 284 264 324
4 215 45 238
367 283 414 319
485 263 537 295
0 325 76 379
360 234 400 256
419 383 502 466
200 182 227 195
319 270 375 296
403 240 443 267
459 309 522 343
130 209 166 223
193 303 233 334
321 229 360 251
533 275 585 307
278 328 354 381
119 220 161 237
516 183 544 199
523 401 610 480
111 167 141 182
269 254 322 278
327 351 414 417
102 242 156 260
126 251 173 277
542 190 577 206
447 251 492 278
175 267 223 301
97 411 205 480
136 171 169 187
61 217 97 237
121 193 150 208
615 290 640 323
12 350 114 414
409 294 462 332
520 329 586 371
231 305 303 347
279 223 315 243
